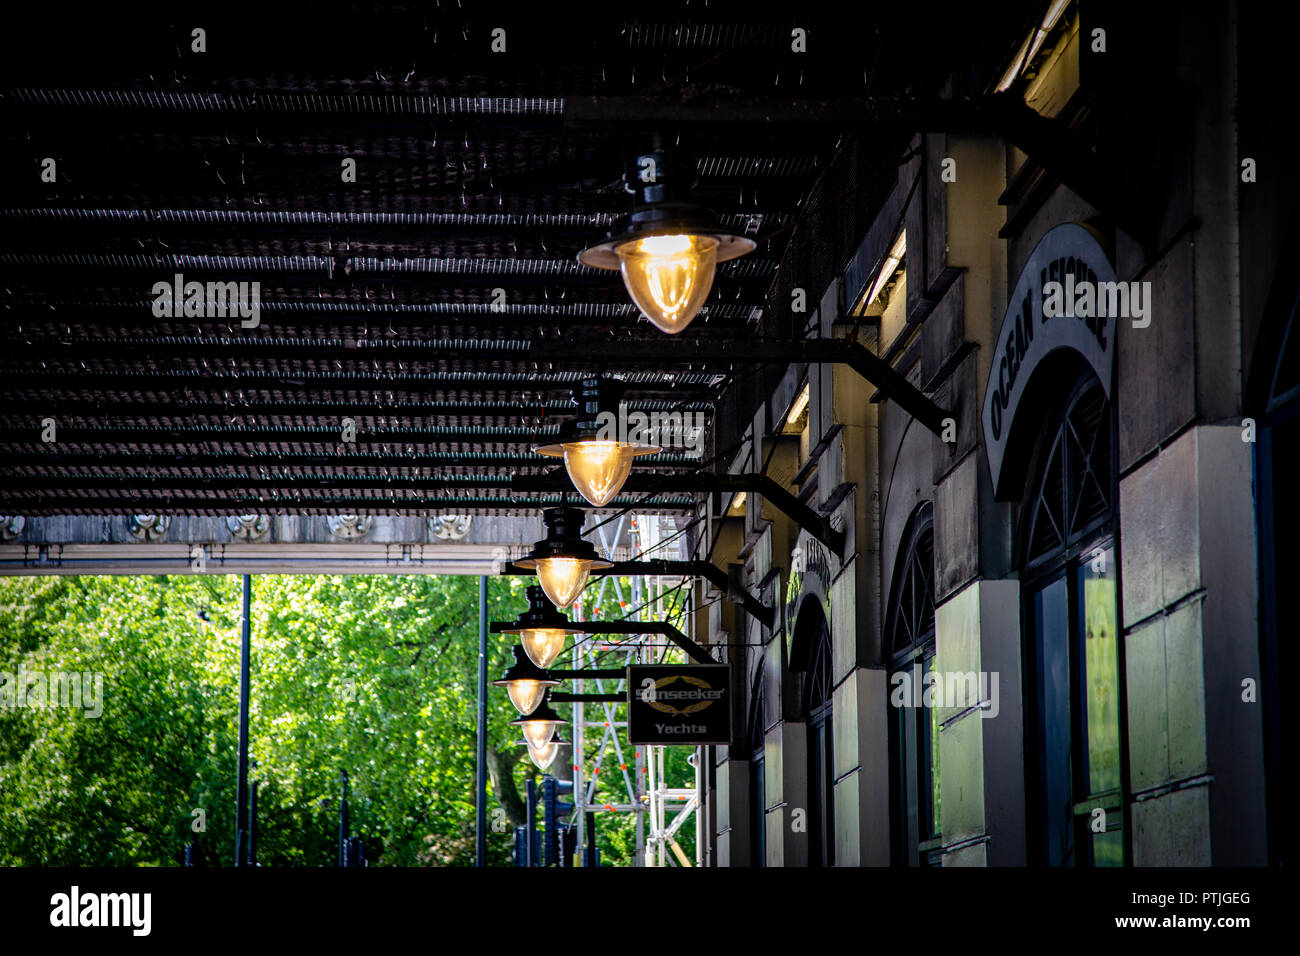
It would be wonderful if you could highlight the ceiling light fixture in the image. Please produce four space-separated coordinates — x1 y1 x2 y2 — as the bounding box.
534 377 660 507
493 644 559 715
515 507 611 610
578 149 756 335
499 585 585 669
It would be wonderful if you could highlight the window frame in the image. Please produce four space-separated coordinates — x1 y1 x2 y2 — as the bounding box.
886 503 941 866
792 598 835 868
1018 375 1130 867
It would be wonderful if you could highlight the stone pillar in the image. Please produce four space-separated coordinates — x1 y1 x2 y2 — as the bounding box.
1120 425 1266 865
712 755 750 868
933 578 1024 866
769 719 808 867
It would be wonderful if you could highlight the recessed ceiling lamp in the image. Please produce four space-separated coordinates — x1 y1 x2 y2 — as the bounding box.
514 507 611 610
510 692 568 750
499 585 584 669
534 377 660 508
578 149 756 334
493 644 559 715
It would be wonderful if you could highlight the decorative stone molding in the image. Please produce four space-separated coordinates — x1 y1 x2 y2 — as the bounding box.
226 514 271 541
327 514 372 541
129 514 171 541
429 515 472 541
0 515 25 541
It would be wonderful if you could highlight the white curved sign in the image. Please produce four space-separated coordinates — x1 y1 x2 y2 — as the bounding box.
982 223 1116 493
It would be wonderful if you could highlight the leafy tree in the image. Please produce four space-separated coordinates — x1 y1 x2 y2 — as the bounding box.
0 571 697 866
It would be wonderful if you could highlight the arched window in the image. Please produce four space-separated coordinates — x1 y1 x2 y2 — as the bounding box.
886 503 941 866
792 598 834 867
1019 374 1124 867
1023 377 1115 568
747 668 767 867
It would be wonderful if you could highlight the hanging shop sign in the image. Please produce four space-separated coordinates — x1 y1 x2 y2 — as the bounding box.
982 222 1117 495
626 665 731 745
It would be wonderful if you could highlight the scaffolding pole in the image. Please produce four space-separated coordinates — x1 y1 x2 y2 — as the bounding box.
563 513 698 868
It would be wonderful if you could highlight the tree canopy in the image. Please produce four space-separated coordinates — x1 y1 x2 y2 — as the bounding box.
0 572 695 866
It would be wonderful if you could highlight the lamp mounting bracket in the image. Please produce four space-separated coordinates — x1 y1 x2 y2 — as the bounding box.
501 558 776 631
511 471 847 559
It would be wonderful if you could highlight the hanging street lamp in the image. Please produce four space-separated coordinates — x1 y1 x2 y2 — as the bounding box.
534 377 660 508
499 585 585 669
510 692 568 750
514 506 611 610
523 735 569 772
493 644 560 716
578 149 756 335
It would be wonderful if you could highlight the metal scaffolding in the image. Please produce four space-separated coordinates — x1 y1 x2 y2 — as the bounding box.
569 513 701 867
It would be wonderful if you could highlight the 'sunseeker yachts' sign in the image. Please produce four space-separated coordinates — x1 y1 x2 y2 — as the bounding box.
627 665 731 745
982 223 1118 494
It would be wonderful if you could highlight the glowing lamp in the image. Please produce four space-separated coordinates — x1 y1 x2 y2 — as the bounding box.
578 150 755 335
535 378 659 508
510 693 567 751
500 586 584 669
523 735 569 771
493 644 559 715
614 234 719 334
514 507 610 610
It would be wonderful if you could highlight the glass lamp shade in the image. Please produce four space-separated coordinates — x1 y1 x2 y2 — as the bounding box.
616 234 719 334
526 738 562 771
516 507 611 611
520 717 560 751
562 440 634 507
519 627 568 669
510 695 567 762
535 434 660 509
494 642 559 714
506 679 548 716
535 556 594 610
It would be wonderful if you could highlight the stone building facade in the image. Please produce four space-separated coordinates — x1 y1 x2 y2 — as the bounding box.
698 0 1287 867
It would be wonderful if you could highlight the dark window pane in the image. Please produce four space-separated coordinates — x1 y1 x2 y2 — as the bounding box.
821 716 834 866
808 717 829 867
1034 576 1073 866
1067 387 1111 535
1271 296 1300 403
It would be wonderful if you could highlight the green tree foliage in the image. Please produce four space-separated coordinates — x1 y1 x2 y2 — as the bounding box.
0 572 697 866
0 575 239 865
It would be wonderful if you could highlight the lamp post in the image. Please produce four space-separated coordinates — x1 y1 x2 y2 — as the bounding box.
234 573 252 867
